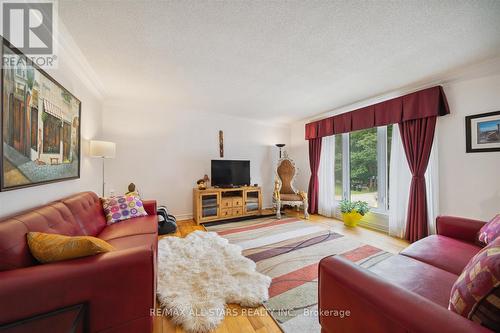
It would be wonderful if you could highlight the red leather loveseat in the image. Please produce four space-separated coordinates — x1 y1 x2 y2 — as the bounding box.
0 192 158 333
319 215 493 333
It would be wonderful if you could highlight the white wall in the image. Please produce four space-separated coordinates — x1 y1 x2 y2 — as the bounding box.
0 27 103 218
290 122 310 192
439 74 500 221
102 101 290 219
289 74 500 222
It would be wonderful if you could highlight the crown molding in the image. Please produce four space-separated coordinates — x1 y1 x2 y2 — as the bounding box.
53 22 106 100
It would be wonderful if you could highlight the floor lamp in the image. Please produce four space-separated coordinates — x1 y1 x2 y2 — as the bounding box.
275 144 285 159
90 140 116 197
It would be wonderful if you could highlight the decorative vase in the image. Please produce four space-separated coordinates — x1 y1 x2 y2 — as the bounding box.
342 211 363 227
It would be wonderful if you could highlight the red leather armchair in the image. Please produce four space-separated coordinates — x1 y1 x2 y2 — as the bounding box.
318 215 492 333
0 192 158 333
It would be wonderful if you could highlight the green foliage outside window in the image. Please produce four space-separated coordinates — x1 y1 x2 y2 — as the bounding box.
336 125 393 209
350 128 377 190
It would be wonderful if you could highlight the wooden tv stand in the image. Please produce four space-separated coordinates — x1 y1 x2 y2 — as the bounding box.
193 186 262 224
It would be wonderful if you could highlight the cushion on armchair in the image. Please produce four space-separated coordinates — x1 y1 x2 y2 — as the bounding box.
449 236 500 331
477 214 500 246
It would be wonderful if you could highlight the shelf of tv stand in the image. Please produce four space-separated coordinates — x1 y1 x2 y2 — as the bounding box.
193 186 262 224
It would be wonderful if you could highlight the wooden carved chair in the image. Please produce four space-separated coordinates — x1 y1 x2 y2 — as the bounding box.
273 153 309 219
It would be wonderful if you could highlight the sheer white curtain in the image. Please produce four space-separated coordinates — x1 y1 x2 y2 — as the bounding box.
426 126 439 235
389 123 440 238
389 124 412 238
318 135 335 217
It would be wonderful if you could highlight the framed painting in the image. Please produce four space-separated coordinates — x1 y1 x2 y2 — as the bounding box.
465 110 500 153
1 39 81 191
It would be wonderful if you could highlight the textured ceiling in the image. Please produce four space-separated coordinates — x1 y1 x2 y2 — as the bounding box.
59 0 500 123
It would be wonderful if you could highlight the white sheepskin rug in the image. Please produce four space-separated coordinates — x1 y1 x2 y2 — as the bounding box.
156 231 271 332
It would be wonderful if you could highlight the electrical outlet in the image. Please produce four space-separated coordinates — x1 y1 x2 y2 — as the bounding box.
110 189 115 196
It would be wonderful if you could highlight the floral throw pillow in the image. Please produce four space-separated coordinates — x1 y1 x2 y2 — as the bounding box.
102 194 147 224
478 214 500 246
449 237 500 331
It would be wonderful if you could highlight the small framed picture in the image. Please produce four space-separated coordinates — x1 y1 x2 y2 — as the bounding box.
465 111 500 153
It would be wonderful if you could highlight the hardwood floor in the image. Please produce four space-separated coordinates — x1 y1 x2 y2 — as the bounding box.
154 210 409 333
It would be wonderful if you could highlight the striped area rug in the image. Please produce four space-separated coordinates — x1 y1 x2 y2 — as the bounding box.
205 216 392 333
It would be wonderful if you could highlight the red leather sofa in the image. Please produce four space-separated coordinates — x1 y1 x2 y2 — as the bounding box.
0 192 158 333
319 215 493 333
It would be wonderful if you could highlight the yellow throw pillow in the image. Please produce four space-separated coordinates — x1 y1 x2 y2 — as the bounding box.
27 232 114 263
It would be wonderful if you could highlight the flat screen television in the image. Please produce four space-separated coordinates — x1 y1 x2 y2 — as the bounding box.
211 160 250 187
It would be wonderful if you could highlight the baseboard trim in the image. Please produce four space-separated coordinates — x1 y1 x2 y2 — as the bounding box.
175 213 193 221
357 220 388 233
357 211 389 233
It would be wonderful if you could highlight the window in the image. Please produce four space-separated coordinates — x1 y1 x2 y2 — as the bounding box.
387 125 393 209
31 107 38 150
350 128 378 207
335 125 393 213
43 112 61 154
334 134 343 200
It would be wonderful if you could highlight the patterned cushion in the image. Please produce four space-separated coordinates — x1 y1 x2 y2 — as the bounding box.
449 237 500 331
102 194 148 224
478 214 500 246
27 232 114 263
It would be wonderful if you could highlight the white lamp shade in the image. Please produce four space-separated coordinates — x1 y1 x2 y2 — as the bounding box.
90 140 116 158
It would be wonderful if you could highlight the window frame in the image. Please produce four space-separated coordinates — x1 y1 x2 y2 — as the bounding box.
338 126 390 215
334 134 344 201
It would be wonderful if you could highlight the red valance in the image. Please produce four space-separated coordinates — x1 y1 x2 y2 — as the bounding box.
305 86 450 140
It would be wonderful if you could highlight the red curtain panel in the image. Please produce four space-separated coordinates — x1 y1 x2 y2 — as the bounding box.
308 137 322 214
399 116 437 242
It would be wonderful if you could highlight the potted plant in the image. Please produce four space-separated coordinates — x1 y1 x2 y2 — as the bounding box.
339 199 370 227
